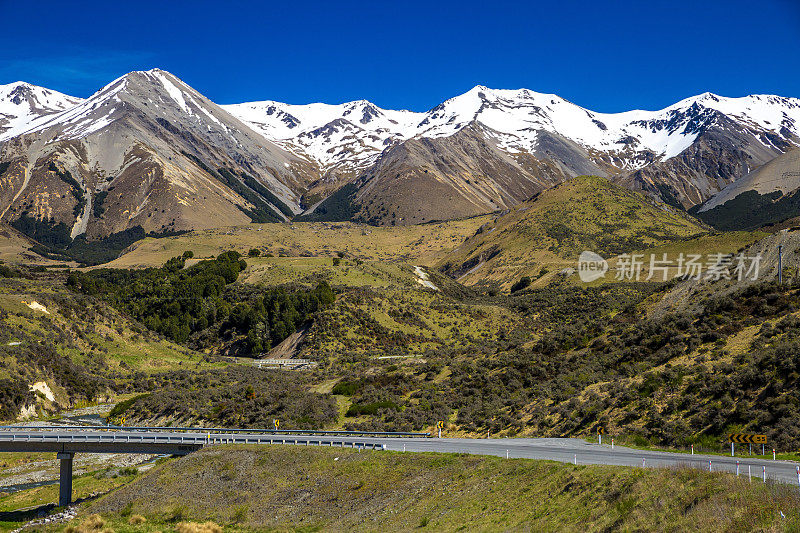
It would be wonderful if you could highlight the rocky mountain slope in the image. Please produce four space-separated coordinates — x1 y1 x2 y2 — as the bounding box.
229 87 800 220
0 70 316 260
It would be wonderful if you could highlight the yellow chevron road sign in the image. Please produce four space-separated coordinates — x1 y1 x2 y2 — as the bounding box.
728 433 766 444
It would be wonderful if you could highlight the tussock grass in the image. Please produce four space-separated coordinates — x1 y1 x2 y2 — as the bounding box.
103 218 490 271
175 522 222 533
127 515 146 525
63 513 111 533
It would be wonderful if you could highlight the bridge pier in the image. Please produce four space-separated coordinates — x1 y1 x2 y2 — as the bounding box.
57 452 74 507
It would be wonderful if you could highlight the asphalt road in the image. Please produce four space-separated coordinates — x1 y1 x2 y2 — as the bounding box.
382 437 800 485
1 429 798 485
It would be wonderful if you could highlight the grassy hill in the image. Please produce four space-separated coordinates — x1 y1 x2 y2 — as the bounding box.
307 283 521 359
76 446 800 532
94 231 800 451
437 176 709 289
0 269 227 421
241 257 421 289
0 224 51 265
306 274 800 449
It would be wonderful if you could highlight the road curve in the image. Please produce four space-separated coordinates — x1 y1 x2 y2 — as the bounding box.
1 429 798 485
381 437 800 485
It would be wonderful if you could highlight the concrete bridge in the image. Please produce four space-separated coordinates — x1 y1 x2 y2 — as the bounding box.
252 358 315 369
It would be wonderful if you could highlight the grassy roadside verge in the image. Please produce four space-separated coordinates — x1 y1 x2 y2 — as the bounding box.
0 468 141 532
584 436 800 462
43 445 800 532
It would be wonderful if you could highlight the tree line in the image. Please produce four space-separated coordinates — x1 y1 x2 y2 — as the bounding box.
67 251 335 355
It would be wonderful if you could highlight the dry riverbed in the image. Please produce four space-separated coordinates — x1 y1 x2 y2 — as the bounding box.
0 403 156 495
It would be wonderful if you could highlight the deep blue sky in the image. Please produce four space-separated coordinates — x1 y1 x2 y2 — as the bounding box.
0 0 798 112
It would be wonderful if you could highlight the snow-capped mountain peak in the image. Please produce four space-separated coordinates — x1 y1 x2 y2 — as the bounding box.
0 81 83 139
0 69 240 143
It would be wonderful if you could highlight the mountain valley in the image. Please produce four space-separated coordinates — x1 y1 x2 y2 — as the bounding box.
3 68 800 477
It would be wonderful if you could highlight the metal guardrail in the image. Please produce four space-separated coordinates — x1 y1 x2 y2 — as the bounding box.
0 431 388 450
0 425 431 438
254 358 314 367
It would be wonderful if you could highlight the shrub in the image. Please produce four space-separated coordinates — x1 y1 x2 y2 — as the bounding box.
346 400 399 416
510 276 532 293
108 394 150 419
332 381 360 396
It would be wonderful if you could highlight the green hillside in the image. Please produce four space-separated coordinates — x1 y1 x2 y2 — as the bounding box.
4 185 800 456
0 268 225 421
438 176 709 288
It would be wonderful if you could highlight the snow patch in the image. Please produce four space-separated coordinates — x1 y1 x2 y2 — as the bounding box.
152 70 190 114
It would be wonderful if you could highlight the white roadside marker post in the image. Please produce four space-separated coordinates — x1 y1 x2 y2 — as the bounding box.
736 461 740 477
748 465 752 482
642 458 646 468
763 465 766 483
774 449 776 461
611 438 614 450
796 466 800 489
573 454 577 465
731 442 734 457
762 443 765 456
506 450 509 459
691 444 694 455
599 434 601 446
709 460 712 472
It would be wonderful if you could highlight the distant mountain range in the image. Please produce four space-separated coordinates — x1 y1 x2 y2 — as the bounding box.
1 69 799 262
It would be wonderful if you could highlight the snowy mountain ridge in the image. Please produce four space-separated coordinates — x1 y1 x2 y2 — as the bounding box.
224 86 800 175
3 71 799 178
